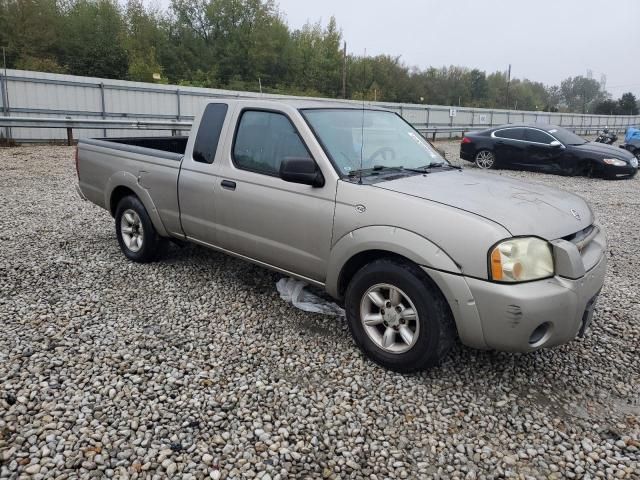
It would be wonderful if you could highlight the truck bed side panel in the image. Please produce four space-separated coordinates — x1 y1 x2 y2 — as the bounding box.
77 139 183 238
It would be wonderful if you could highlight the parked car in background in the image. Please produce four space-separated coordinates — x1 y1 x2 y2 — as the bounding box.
77 100 607 372
460 123 638 178
619 127 640 160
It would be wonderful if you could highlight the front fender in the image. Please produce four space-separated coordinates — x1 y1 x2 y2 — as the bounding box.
325 225 461 298
104 171 169 237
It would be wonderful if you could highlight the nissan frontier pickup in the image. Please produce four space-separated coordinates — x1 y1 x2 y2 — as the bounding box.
76 99 607 371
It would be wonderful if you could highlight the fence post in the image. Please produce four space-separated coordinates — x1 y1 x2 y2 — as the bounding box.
426 106 430 129
175 89 181 137
490 110 494 127
100 82 107 138
66 127 74 146
0 71 11 142
449 109 453 139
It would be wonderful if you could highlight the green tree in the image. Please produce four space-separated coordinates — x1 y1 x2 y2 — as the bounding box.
617 92 639 115
594 99 619 115
123 0 166 82
0 0 63 71
559 76 607 113
468 69 488 106
61 0 129 79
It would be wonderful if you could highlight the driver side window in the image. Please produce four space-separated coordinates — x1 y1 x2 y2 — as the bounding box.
233 110 310 176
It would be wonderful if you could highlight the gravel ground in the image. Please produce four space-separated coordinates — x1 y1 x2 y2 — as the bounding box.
0 144 638 480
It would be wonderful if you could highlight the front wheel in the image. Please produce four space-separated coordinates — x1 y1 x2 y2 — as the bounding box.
115 195 166 263
475 150 495 169
345 259 456 372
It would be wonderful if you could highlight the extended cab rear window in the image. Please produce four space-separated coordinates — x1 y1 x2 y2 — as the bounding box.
193 103 228 163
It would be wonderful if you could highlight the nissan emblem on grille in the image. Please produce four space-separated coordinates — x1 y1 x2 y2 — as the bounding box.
571 209 581 221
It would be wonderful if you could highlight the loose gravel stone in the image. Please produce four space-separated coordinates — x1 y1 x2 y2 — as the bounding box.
0 144 638 479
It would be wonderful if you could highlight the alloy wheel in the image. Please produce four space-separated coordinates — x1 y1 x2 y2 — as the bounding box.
359 283 420 354
475 150 495 169
120 209 144 252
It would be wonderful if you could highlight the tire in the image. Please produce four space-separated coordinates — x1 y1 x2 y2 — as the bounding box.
345 258 456 372
474 149 495 169
115 195 166 263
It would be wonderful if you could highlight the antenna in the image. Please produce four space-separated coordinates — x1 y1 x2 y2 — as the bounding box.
359 48 366 185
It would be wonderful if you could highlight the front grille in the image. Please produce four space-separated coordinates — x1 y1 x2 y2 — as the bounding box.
563 224 603 272
563 224 595 244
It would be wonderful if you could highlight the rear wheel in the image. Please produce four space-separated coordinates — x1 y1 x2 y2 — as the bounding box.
345 259 456 372
115 195 166 262
475 150 495 169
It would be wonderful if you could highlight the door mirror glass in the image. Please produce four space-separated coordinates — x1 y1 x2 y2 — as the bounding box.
279 157 325 187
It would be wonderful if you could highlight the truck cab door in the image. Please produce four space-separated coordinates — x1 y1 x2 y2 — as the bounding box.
178 102 230 245
213 108 337 283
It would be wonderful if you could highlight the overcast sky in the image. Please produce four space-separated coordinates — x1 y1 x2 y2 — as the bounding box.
274 0 640 98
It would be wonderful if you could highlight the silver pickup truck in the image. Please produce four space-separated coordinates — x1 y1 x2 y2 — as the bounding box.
76 99 607 371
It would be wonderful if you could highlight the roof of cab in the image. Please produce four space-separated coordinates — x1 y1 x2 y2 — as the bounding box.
211 97 389 111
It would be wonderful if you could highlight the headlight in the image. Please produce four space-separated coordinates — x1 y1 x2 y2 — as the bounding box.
603 158 627 167
489 237 554 282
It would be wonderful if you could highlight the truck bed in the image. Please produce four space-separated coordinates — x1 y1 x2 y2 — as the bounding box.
105 136 188 155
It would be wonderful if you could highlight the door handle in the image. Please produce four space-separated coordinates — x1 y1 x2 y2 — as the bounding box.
221 180 236 190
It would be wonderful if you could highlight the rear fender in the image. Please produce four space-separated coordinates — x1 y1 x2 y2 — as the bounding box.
104 171 169 237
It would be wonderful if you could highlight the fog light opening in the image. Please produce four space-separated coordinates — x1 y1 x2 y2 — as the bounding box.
529 322 551 347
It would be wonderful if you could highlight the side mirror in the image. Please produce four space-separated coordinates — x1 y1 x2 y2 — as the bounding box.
279 157 325 187
549 140 564 148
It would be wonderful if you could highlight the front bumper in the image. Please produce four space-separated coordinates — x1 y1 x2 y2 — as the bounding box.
424 230 607 352
605 164 637 178
464 252 606 351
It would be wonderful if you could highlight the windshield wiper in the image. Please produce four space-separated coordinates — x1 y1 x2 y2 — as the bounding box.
348 165 406 177
416 163 462 171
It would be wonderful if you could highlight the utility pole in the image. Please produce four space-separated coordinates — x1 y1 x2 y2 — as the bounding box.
341 41 347 99
505 64 511 110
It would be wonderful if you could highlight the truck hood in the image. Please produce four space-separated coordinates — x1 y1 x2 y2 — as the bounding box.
375 170 593 240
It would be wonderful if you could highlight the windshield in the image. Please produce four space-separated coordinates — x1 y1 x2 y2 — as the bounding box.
548 127 587 145
301 109 446 176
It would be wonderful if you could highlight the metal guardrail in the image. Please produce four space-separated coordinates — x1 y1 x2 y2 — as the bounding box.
0 115 632 145
0 116 191 145
2 69 639 144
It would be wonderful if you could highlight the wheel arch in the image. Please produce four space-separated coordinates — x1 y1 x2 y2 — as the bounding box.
326 226 461 300
104 171 169 237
